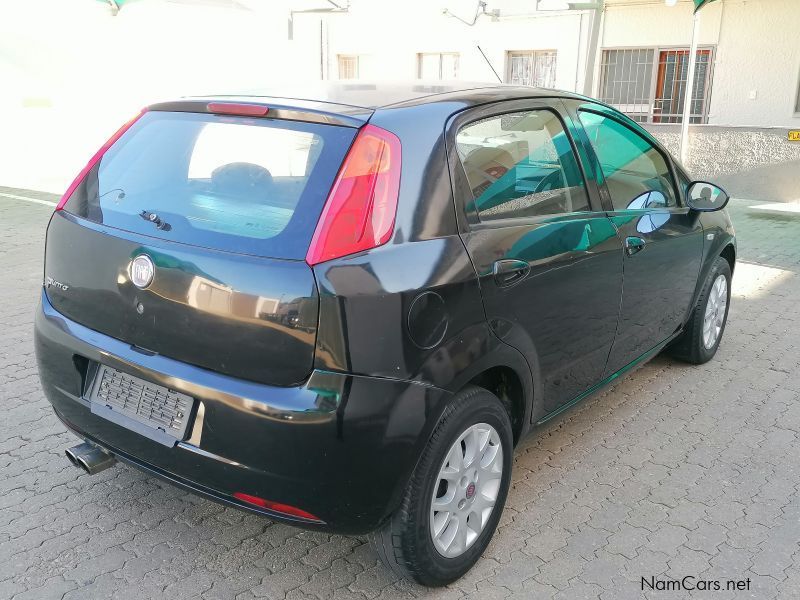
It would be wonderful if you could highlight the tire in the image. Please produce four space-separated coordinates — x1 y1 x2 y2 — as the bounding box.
369 385 513 586
668 256 732 364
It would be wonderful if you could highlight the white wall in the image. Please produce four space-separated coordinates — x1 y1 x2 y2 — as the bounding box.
0 0 299 192
296 0 585 90
1 0 798 193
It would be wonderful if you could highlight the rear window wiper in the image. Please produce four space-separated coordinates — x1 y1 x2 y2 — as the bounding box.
139 210 171 231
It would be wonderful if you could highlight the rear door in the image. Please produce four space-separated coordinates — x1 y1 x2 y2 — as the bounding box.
46 107 358 386
570 102 703 374
447 100 624 415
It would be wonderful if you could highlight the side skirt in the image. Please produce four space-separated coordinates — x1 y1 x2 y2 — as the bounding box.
534 333 679 426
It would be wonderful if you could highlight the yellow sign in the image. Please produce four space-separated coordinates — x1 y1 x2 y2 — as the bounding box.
789 131 800 142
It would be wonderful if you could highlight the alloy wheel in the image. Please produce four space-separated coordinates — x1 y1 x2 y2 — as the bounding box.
703 274 728 349
429 422 503 558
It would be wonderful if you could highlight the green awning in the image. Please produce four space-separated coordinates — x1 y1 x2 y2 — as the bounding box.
694 0 720 11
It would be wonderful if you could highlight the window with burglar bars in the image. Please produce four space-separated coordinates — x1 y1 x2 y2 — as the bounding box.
598 47 714 124
337 55 359 80
417 53 460 80
506 51 557 88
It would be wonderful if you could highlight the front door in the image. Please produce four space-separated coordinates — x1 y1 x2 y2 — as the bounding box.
448 101 624 415
575 105 704 374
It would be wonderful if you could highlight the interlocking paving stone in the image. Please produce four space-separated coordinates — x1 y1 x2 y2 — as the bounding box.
2 192 799 598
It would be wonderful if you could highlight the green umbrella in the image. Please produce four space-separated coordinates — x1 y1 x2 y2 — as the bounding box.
694 0 719 11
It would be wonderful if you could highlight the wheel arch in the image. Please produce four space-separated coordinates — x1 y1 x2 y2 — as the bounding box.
720 243 736 274
466 365 527 445
442 338 537 446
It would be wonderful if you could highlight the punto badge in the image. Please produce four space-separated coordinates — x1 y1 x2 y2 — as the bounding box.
130 255 154 289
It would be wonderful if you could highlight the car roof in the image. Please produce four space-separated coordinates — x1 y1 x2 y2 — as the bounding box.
149 82 594 129
190 81 587 111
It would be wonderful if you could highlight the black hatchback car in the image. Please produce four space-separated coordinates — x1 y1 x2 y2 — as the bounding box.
35 82 734 585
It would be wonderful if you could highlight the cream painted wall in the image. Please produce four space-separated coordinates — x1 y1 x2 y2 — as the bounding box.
707 0 800 127
600 0 800 127
602 0 723 48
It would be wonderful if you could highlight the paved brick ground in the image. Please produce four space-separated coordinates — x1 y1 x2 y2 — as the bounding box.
2 190 799 599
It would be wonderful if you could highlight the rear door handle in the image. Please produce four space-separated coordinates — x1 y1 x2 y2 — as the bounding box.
624 236 646 256
492 259 530 287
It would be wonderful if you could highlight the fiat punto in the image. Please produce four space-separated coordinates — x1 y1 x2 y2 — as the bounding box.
35 82 734 585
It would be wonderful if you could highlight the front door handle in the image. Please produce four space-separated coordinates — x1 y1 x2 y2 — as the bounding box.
492 259 530 287
624 236 646 257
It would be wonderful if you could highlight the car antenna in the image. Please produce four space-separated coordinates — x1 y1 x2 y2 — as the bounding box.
476 45 503 83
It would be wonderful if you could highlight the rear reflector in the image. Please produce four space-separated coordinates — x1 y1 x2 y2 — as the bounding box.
207 102 269 117
55 109 148 211
233 492 322 522
306 124 401 266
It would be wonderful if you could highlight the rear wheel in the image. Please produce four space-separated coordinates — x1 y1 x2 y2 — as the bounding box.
668 256 732 364
369 386 513 586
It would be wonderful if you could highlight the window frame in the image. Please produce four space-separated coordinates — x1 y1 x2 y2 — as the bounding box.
795 64 800 116
597 45 716 125
505 50 558 88
575 105 684 212
417 52 460 80
445 99 602 231
337 55 360 80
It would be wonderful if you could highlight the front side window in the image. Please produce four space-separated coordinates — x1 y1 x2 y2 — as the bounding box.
456 109 589 221
578 110 677 211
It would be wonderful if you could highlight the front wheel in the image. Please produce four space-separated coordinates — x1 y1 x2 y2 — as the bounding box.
668 256 732 364
369 386 513 586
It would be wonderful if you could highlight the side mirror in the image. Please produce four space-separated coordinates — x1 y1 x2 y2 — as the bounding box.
686 181 730 212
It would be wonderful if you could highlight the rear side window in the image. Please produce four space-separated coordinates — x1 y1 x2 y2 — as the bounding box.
456 109 589 221
63 111 356 259
578 110 677 211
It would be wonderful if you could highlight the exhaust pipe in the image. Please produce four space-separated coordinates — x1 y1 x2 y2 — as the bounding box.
65 442 117 475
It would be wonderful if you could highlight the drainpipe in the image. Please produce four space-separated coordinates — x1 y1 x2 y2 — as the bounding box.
680 12 700 166
536 1 605 95
581 0 604 96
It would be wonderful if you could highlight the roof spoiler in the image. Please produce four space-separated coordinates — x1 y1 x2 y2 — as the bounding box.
147 97 371 128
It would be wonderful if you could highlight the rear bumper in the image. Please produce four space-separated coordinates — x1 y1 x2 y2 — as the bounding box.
35 290 452 534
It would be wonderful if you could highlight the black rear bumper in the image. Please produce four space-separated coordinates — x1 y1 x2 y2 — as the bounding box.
35 290 452 534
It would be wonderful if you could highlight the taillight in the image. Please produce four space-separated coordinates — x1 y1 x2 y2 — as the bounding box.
55 109 148 211
305 124 401 266
232 492 322 522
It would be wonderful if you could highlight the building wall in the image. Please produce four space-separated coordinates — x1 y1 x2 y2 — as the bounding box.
601 0 800 128
706 0 800 127
0 0 299 192
296 0 586 91
300 0 800 129
1 0 798 197
650 125 800 201
602 0 800 201
303 0 800 201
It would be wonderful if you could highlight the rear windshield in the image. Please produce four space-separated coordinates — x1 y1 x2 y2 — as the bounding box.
63 111 356 259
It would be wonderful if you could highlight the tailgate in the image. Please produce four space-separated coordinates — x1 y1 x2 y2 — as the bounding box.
46 107 358 386
45 213 318 386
